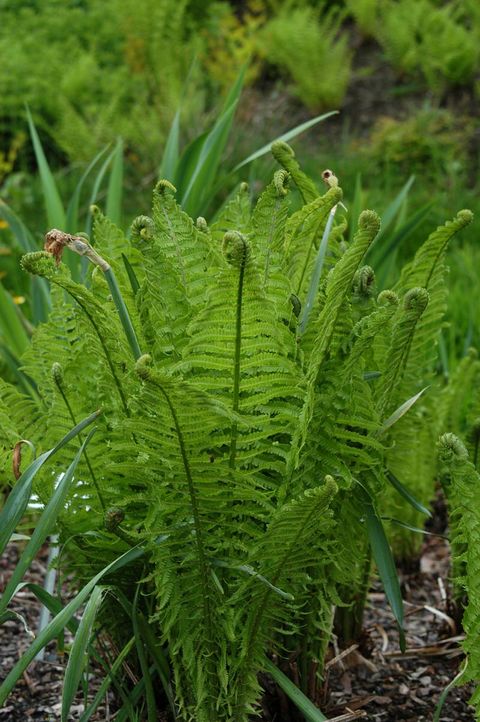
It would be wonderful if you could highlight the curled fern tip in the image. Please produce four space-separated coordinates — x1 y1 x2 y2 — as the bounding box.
273 170 290 197
135 354 153 380
271 140 295 158
223 231 250 267
131 215 155 242
358 210 381 234
438 433 468 462
377 289 399 306
403 287 429 315
51 362 63 385
155 179 177 195
457 209 473 225
21 250 57 277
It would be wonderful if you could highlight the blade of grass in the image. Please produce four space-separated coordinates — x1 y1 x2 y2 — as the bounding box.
433 662 467 722
121 254 140 295
0 409 101 556
0 280 30 356
0 200 50 321
105 138 123 226
222 63 247 111
0 342 39 399
380 387 428 433
367 176 415 256
84 146 118 237
180 65 246 215
181 101 239 217
348 173 363 244
386 470 432 516
264 659 327 722
26 108 66 229
382 517 446 538
0 544 145 706
79 638 136 722
369 203 433 284
14 583 78 634
30 276 51 324
114 588 176 718
132 586 157 722
62 586 106 722
0 429 97 615
0 200 37 253
157 55 201 182
159 109 180 181
232 111 339 174
173 130 209 190
361 488 405 651
66 145 111 232
298 204 337 335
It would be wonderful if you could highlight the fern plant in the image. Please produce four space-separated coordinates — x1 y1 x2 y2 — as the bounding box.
378 207 474 559
0 144 473 720
376 0 480 93
438 434 480 718
259 3 352 110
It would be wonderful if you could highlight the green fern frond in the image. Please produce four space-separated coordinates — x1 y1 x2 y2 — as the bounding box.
211 182 252 243
284 186 343 303
438 433 480 715
393 210 473 386
231 476 338 719
376 287 429 418
177 230 303 477
271 140 319 203
306 209 381 381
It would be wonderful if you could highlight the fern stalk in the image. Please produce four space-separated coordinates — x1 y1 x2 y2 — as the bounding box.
224 232 249 469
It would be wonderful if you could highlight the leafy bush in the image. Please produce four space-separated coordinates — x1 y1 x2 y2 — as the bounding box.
0 0 206 167
344 0 380 37
259 4 352 109
364 108 472 181
376 0 480 92
0 145 474 719
202 1 266 90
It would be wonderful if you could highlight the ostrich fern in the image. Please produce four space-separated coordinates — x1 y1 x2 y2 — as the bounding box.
0 146 474 720
438 434 480 718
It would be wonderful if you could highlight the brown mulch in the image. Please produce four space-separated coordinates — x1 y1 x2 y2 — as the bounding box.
0 534 476 721
0 544 113 722
321 534 475 721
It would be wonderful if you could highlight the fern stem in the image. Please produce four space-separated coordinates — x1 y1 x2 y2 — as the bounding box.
52 367 106 510
229 242 247 469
